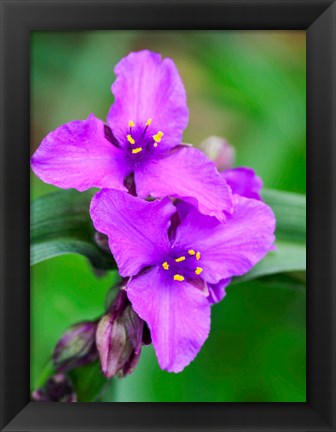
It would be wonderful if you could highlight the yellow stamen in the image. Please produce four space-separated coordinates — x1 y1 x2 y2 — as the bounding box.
196 251 201 260
188 249 196 256
153 131 164 143
175 256 186 263
153 143 158 148
146 118 152 126
127 134 135 145
132 147 142 154
162 262 169 270
174 274 184 282
195 266 203 275
128 120 135 127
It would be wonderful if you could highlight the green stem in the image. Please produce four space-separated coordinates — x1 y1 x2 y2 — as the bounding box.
33 360 55 390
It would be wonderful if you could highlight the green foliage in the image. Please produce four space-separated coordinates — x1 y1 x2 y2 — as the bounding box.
31 189 116 270
234 189 306 284
69 361 107 402
262 189 306 243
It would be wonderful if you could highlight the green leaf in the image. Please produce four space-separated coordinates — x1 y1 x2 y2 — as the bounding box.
262 189 306 243
31 189 116 269
233 189 306 285
69 361 109 402
232 241 305 285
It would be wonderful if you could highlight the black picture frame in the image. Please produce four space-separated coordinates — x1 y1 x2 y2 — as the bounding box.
1 0 335 431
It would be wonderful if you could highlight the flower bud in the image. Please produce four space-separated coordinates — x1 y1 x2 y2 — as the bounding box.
32 374 77 402
96 290 144 378
142 322 152 346
94 231 111 253
53 321 98 373
199 136 235 172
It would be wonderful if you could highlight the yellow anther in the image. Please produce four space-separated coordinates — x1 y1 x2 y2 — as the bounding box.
127 134 135 145
129 120 135 127
188 249 196 256
132 147 142 154
153 131 164 143
146 118 152 126
174 274 185 282
162 261 169 270
195 266 203 275
153 143 158 148
175 256 186 263
196 251 201 260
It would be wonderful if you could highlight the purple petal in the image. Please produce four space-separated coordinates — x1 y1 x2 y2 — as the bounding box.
107 50 188 151
134 146 233 221
174 195 276 284
31 114 130 192
126 267 211 373
222 167 263 200
90 190 175 276
208 278 231 304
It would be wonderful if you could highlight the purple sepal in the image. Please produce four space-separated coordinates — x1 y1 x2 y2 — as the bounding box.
32 374 77 402
96 290 144 378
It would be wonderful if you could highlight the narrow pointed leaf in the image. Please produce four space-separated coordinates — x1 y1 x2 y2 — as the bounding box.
30 189 116 269
233 189 306 285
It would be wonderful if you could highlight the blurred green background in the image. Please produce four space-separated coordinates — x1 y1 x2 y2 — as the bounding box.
30 31 306 402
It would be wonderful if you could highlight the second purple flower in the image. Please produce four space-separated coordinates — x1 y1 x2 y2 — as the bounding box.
90 190 276 373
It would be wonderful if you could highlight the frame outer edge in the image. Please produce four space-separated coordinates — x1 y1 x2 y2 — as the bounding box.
307 1 336 428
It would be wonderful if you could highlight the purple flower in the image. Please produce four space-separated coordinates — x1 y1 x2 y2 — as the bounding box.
198 135 263 200
30 50 232 220
222 167 263 201
90 189 275 372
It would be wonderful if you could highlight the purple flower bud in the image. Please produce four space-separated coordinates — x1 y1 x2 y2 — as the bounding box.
32 374 77 402
94 231 111 253
142 322 152 346
53 321 98 373
199 136 236 172
96 290 144 378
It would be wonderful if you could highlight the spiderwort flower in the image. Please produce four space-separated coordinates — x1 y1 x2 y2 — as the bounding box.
90 189 275 372
222 167 263 201
30 50 232 221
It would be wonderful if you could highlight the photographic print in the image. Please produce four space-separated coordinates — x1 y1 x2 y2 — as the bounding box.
30 30 306 403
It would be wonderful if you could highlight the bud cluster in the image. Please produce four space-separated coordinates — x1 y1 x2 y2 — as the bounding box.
32 284 150 401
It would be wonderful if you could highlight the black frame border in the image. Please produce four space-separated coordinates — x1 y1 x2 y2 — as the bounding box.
1 1 335 431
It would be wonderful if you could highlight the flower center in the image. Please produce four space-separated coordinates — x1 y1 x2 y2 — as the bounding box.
161 249 203 282
126 119 164 157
